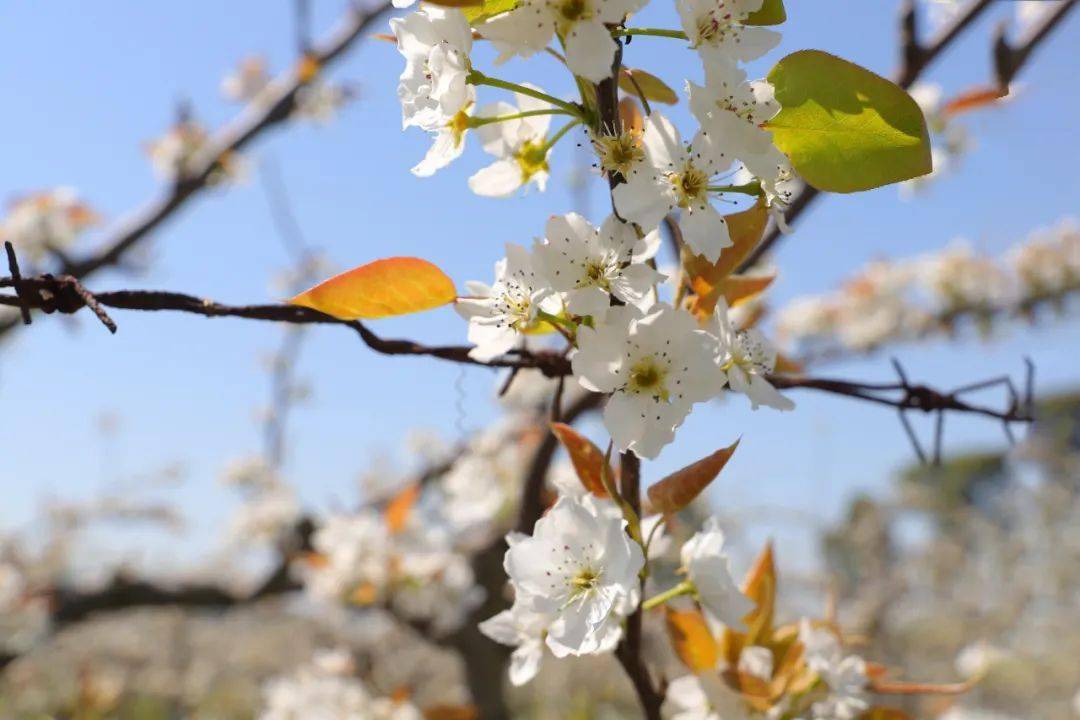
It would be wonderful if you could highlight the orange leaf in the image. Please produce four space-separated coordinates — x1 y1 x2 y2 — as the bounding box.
773 353 804 375
723 273 776 307
942 85 1006 118
296 53 321 83
424 705 479 720
647 439 740 514
862 708 914 720
550 422 611 498
619 96 645 134
684 199 769 289
741 542 777 646
666 608 720 671
385 483 421 534
869 677 978 696
290 257 456 320
349 581 379 606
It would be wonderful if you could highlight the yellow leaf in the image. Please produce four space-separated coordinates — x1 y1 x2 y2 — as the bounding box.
550 422 612 498
385 483 421 534
619 68 678 105
647 439 740 514
723 273 776 307
665 608 719 671
290 257 457 320
424 0 482 5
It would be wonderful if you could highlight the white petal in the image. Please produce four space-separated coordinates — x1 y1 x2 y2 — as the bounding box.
564 19 618 83
509 641 543 685
411 128 466 177
679 203 731 262
613 173 672 230
468 159 523 197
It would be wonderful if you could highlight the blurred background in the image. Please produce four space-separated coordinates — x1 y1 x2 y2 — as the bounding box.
0 0 1077 718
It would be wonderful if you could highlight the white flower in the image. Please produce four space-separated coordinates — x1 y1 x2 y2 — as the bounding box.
391 5 473 131
260 652 371 720
533 212 662 319
798 620 870 720
303 512 390 602
955 641 1009 678
680 517 753 635
918 240 1013 312
479 0 646 82
501 495 644 657
294 80 351 124
478 596 551 685
663 674 751 720
146 119 239 183
456 243 559 361
572 303 720 459
737 645 774 680
412 88 475 177
709 300 793 411
468 88 558 197
677 0 781 68
0 188 99 263
226 488 301 546
612 113 734 262
688 64 779 163
221 56 270 103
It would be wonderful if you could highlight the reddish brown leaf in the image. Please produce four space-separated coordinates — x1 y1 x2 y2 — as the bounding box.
942 85 1006 118
741 542 777 646
647 439 740 514
424 705 479 720
385 483 421 534
550 422 612 498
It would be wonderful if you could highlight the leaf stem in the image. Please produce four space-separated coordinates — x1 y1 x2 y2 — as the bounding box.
708 180 764 196
467 71 583 116
614 27 689 41
469 108 577 128
641 581 695 611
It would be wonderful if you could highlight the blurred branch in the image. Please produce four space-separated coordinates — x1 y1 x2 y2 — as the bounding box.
740 0 1074 271
0 0 394 340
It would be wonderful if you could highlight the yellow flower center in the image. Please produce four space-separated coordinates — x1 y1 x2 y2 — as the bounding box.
516 141 550 182
593 131 645 176
669 163 710 208
628 357 669 401
558 0 588 22
571 568 600 591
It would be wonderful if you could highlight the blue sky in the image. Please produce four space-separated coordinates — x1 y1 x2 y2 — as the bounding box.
0 1 1077 571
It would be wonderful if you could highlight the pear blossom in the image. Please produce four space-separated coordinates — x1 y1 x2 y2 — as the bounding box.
799 620 870 720
709 300 793 411
412 87 475 177
479 0 646 82
572 303 721 459
221 55 270 103
391 5 473 131
456 243 560 361
500 495 644 657
688 64 780 164
0 188 99 262
680 517 754 635
612 113 734 262
146 118 240 183
226 487 301 546
677 0 781 67
737 644 774 680
663 674 751 720
590 122 647 178
478 596 551 685
303 511 390 603
468 88 559 197
533 212 663 319
294 80 352 124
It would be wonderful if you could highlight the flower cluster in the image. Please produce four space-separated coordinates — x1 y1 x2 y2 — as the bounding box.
220 55 353 123
220 456 302 547
0 188 99 263
260 648 423 720
776 218 1080 357
145 116 243 184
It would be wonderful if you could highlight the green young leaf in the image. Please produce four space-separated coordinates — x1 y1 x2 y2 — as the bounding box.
766 50 932 193
465 0 517 24
745 0 786 26
618 68 679 105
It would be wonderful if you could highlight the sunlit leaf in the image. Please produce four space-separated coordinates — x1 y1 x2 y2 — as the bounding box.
619 68 679 105
665 608 720 671
550 422 611 498
466 0 518 24
647 439 740 514
766 50 932 192
684 200 770 318
424 0 482 6
385 483 421 534
721 669 773 711
290 257 456 320
745 0 786 25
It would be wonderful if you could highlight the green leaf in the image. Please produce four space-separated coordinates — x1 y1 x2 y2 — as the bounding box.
745 0 786 25
465 0 517 24
618 68 678 105
766 50 932 193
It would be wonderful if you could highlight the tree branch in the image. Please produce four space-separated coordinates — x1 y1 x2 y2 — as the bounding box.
739 0 1074 271
0 0 394 340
